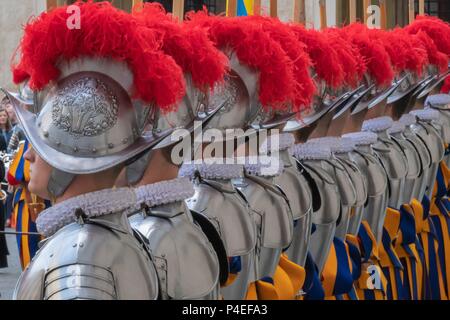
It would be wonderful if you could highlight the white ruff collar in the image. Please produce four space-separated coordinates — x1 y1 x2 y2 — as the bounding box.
179 162 244 180
244 156 283 177
36 188 136 238
342 131 378 146
291 143 331 160
362 116 394 132
387 121 406 135
399 114 417 126
135 178 194 208
260 133 295 153
410 109 440 122
308 137 355 154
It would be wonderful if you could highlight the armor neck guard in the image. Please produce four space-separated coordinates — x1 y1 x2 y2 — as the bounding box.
244 156 283 177
179 162 244 180
259 133 295 154
134 178 194 209
36 187 135 238
362 116 394 133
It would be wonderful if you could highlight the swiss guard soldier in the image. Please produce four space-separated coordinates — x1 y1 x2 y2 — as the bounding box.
5 1 188 300
180 12 309 300
119 3 229 300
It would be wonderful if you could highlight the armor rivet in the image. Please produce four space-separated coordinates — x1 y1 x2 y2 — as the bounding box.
72 243 77 247
161 254 166 258
43 131 49 137
156 129 162 133
92 148 97 153
73 146 78 152
108 143 114 149
122 138 128 144
56 140 61 146
79 243 84 248
161 277 165 281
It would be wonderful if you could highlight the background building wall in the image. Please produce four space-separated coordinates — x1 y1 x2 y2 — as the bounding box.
0 0 46 90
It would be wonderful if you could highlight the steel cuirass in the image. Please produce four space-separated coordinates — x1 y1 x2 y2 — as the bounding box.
363 117 409 210
399 113 433 202
387 122 422 205
291 143 341 273
14 188 159 300
261 133 313 267
426 94 450 166
232 157 294 283
179 163 257 300
129 178 222 300
410 110 445 200
342 132 389 237
308 138 358 241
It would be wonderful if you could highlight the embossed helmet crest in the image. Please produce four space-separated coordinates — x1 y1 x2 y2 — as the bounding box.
6 2 186 175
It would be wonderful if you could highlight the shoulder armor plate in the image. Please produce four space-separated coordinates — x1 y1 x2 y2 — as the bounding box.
302 161 341 225
186 181 257 257
15 212 159 300
131 204 220 300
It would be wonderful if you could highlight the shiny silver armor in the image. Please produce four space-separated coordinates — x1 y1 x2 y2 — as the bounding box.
387 122 422 205
308 137 359 240
342 132 389 237
233 159 293 285
362 117 409 212
129 179 221 300
291 143 340 273
180 164 257 300
399 114 433 201
409 109 445 200
272 137 313 268
426 94 450 166
14 189 159 300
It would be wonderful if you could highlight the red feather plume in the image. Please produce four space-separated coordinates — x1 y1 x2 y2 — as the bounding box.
323 27 366 88
132 3 227 92
242 15 316 112
414 30 448 72
340 23 394 87
185 10 297 110
290 25 345 89
441 76 450 94
406 15 450 57
12 1 185 110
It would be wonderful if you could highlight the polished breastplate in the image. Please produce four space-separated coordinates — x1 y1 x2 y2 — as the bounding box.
233 172 293 282
130 201 220 300
273 150 312 267
300 159 340 273
15 210 159 300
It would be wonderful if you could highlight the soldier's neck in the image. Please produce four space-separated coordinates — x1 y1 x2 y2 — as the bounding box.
341 109 368 134
56 173 118 204
135 149 179 187
308 112 333 139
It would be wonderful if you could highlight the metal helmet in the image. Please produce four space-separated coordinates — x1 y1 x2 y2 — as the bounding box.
7 2 187 197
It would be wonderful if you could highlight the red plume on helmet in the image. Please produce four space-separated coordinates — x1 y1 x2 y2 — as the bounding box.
340 23 394 87
441 76 450 94
406 15 450 58
323 27 366 88
11 1 185 110
185 10 297 111
290 25 345 89
370 28 426 76
414 30 448 72
132 3 227 92
242 15 316 112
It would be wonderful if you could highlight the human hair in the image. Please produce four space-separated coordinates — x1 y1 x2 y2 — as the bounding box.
0 102 12 131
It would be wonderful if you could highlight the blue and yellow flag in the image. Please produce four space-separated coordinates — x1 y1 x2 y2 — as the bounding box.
7 139 50 269
227 0 254 16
